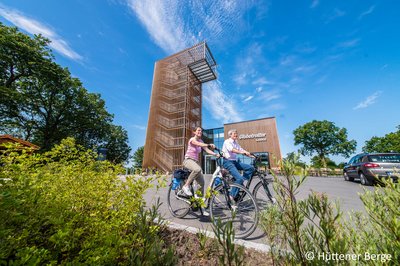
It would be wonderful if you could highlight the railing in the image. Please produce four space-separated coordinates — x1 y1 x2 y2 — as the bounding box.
158 116 185 129
155 131 185 147
159 102 185 113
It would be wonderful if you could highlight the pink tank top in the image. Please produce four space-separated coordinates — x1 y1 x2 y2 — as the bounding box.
185 137 203 161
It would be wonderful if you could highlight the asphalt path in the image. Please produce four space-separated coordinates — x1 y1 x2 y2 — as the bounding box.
142 174 375 244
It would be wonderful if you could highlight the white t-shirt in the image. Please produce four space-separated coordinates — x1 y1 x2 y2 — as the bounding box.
222 138 244 160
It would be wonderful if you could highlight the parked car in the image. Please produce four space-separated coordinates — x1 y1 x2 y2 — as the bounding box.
343 153 400 185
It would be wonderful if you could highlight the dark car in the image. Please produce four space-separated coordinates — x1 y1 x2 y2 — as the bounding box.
343 153 400 185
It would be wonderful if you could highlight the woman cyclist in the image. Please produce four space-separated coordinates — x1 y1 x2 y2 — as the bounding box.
182 127 220 215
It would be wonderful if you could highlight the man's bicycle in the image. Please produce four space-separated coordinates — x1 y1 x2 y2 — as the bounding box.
242 154 277 210
167 148 259 239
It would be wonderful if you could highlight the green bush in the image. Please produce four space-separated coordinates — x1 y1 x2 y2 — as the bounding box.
0 138 174 265
260 156 399 265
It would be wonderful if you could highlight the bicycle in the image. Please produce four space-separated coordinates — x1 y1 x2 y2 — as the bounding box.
242 153 277 210
167 148 259 239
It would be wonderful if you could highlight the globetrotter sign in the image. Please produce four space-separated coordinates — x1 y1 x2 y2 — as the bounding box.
239 132 267 142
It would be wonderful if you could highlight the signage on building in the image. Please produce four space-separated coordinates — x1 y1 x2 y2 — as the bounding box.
239 133 267 142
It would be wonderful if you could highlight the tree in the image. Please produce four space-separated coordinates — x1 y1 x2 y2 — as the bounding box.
104 125 131 163
363 126 400 153
132 146 144 169
0 23 131 163
284 152 307 168
310 155 337 169
293 120 356 168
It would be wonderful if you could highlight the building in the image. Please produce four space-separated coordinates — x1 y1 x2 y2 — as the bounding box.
143 42 217 172
0 135 40 151
143 43 282 173
202 117 282 174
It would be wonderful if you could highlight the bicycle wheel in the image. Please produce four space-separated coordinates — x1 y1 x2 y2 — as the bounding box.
253 180 276 211
209 183 259 239
167 181 191 218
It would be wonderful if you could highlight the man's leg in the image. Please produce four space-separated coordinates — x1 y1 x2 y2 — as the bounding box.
223 160 244 197
238 162 255 180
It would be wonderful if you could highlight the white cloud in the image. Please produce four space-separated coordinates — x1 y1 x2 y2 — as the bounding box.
260 90 281 101
252 77 273 86
338 38 360 48
127 0 259 54
353 91 382 110
126 0 262 124
203 81 242 123
326 8 346 23
310 0 319 9
358 5 376 20
268 103 285 110
132 124 146 130
279 55 296 66
294 65 316 73
233 73 248 86
0 5 82 61
232 42 264 87
243 96 254 102
256 87 263 93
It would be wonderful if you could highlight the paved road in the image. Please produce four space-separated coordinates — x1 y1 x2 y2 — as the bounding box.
143 174 375 244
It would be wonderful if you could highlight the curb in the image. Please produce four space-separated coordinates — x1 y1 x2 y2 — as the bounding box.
165 220 271 253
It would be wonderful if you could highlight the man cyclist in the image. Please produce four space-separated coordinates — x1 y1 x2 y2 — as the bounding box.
222 129 255 200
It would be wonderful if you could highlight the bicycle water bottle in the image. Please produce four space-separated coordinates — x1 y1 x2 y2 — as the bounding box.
171 177 180 190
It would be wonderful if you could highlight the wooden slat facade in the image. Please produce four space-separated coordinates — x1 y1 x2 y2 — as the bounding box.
224 117 282 168
143 42 217 173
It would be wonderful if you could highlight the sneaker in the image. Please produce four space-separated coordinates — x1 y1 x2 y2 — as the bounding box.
229 196 238 211
201 207 210 217
182 185 193 196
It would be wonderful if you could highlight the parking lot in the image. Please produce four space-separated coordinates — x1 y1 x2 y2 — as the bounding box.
143 174 375 244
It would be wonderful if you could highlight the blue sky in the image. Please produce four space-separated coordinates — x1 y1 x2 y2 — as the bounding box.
1 0 399 164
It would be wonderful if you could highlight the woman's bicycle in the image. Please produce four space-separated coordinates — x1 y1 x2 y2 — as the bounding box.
167 148 259 239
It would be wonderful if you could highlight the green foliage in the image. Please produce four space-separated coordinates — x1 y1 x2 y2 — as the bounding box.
310 155 337 169
261 157 400 265
128 200 176 266
212 217 244 266
0 138 173 265
293 120 356 168
363 125 400 153
284 152 307 168
348 180 400 264
0 22 131 163
133 146 144 169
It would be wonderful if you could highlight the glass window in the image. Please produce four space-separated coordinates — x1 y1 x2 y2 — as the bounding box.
368 154 400 163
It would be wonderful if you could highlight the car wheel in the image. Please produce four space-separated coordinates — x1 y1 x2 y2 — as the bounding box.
343 172 354 182
360 172 372 186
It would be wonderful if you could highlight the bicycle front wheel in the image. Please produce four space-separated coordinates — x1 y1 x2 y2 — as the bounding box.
253 180 276 211
167 182 191 218
209 183 259 239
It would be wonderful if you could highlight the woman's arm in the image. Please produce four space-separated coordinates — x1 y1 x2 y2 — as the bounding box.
190 138 209 148
203 147 219 157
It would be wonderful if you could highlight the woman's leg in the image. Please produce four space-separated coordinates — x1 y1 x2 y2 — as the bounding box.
183 159 204 194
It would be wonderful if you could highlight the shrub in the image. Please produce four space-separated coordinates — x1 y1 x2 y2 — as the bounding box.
260 155 399 265
0 138 174 265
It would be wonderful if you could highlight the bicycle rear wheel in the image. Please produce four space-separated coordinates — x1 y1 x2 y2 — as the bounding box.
167 181 191 218
253 180 276 211
209 183 259 239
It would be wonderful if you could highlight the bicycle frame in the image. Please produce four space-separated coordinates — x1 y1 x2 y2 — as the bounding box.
245 154 275 200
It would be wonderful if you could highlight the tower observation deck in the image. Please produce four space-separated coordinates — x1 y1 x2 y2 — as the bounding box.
143 42 217 172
